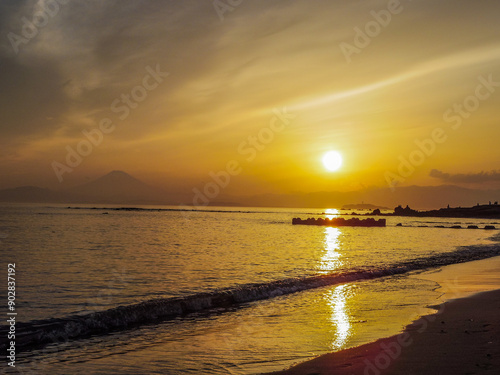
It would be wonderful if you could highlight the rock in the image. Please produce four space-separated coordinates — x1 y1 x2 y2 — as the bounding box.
291 217 386 227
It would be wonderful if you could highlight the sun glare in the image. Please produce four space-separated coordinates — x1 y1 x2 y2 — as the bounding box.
322 151 342 172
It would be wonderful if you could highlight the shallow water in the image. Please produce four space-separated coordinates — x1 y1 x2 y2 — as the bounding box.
1 204 498 374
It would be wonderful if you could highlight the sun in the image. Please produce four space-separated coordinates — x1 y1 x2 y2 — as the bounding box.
322 151 342 172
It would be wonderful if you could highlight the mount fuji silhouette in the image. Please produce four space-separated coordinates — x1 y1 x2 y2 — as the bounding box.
66 170 167 204
0 171 169 204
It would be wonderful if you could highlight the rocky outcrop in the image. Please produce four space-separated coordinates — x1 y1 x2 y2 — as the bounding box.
292 217 386 227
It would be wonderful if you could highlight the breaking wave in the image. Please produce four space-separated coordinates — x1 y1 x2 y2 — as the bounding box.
2 243 500 353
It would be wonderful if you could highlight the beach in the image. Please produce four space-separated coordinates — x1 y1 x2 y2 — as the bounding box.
268 256 500 375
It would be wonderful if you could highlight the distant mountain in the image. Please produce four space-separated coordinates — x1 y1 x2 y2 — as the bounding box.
239 185 500 210
65 170 168 204
0 171 170 205
1 172 499 209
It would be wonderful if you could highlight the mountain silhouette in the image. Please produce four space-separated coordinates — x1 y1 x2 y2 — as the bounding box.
0 171 169 204
66 170 167 204
0 172 498 208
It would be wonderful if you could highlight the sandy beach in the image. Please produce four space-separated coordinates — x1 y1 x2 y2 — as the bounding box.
268 256 500 375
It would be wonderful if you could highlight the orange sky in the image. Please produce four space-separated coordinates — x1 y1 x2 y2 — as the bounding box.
1 0 499 198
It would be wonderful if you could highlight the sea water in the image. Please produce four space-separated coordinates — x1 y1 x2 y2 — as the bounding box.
0 204 498 374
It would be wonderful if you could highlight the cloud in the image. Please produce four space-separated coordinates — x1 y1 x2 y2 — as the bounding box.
1 0 500 191
292 43 500 111
0 55 70 137
0 1 229 139
430 169 500 184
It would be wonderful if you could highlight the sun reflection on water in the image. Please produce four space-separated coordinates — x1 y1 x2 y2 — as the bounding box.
319 227 342 273
324 208 340 219
327 284 351 350
320 220 351 350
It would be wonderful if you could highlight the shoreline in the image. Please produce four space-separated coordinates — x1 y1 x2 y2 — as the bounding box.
267 289 500 375
267 256 500 375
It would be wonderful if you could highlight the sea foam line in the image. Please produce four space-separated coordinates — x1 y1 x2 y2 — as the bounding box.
1 243 499 353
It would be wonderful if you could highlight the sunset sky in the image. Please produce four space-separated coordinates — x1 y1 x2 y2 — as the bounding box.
1 0 499 198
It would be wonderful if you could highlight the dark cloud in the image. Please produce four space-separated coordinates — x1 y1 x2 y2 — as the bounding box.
0 56 69 138
430 169 500 184
0 0 29 40
0 0 225 140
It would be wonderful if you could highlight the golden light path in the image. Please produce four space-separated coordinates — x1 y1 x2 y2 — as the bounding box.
320 213 351 350
328 284 351 350
320 226 342 272
324 208 340 220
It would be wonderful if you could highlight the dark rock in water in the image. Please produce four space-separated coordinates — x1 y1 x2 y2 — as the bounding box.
467 225 479 229
435 225 445 228
292 217 386 227
451 225 462 229
396 223 402 226
394 205 418 216
484 225 496 230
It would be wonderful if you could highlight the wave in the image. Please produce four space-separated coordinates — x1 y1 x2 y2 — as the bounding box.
2 243 500 353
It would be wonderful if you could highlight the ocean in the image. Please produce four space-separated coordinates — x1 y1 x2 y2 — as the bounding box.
1 204 499 374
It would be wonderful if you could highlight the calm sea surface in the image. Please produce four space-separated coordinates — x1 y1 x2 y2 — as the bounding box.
0 204 499 374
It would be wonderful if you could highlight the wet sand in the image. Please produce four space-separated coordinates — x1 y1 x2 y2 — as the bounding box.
267 256 500 375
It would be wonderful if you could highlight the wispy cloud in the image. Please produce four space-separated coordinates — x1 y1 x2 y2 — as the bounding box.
291 44 500 111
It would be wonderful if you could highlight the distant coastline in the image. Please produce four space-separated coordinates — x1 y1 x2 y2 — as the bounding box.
341 203 390 210
363 203 500 219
